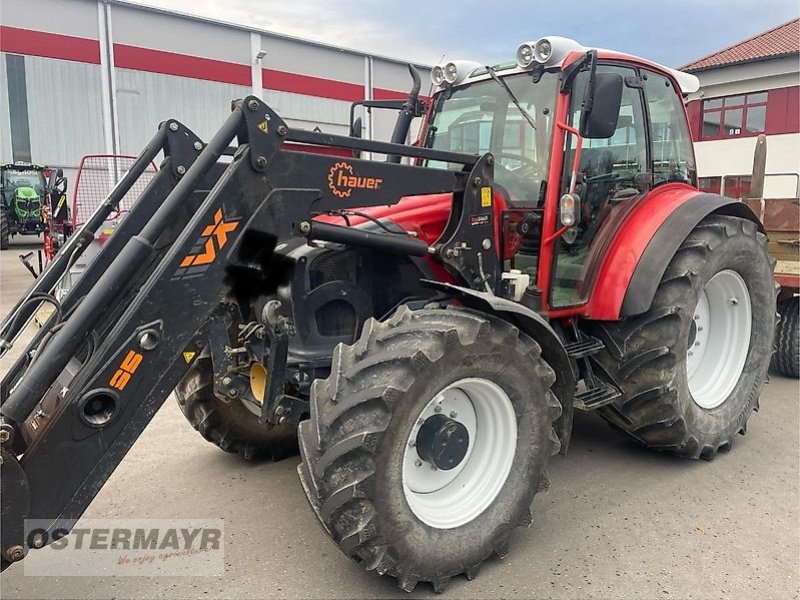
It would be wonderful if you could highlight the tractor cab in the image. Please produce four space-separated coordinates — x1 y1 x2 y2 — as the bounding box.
421 38 699 313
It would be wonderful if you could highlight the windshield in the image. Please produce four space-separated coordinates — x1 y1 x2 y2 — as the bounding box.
425 72 558 205
3 169 46 197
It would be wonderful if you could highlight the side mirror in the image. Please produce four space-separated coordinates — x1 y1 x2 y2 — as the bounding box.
579 72 623 139
350 116 363 139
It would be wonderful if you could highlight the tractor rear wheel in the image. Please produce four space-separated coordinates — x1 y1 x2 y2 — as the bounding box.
589 215 776 459
174 356 297 460
1 207 9 250
775 297 799 378
297 306 561 593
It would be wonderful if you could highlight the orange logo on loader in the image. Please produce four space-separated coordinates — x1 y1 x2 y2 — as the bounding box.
180 209 239 268
327 161 383 199
109 350 143 391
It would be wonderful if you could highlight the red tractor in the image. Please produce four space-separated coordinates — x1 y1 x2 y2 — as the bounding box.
0 37 776 593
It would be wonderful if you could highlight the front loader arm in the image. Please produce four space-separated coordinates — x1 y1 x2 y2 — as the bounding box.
0 97 491 567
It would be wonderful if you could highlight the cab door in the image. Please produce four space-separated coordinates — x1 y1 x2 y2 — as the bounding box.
549 64 650 309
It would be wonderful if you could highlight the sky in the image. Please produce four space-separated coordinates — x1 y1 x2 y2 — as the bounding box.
135 0 798 69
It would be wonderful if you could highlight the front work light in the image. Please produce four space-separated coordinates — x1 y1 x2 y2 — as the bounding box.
431 65 446 86
431 60 483 87
516 36 585 68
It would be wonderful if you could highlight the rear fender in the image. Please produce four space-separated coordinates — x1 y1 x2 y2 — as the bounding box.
422 280 575 453
588 186 762 320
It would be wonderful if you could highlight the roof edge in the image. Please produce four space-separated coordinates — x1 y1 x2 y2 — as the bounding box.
680 17 799 70
684 51 799 73
102 0 434 69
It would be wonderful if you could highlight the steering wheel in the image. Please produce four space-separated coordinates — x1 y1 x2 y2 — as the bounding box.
492 153 540 203
493 152 538 170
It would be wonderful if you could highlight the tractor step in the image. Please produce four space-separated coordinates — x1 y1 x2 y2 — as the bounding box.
573 382 621 411
563 335 605 359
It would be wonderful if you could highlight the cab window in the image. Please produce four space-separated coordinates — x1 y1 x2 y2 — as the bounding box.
644 71 697 187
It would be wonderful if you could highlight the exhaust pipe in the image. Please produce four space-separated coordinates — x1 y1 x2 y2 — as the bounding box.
387 65 423 163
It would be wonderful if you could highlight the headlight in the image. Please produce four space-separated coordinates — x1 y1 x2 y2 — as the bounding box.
431 65 445 86
515 36 585 68
534 39 553 63
444 62 459 83
515 43 535 68
432 60 482 87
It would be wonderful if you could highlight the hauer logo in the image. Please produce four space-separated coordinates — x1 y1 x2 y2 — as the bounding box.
327 161 383 199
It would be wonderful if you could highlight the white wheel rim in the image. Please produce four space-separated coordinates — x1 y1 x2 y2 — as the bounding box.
686 269 752 409
402 378 517 529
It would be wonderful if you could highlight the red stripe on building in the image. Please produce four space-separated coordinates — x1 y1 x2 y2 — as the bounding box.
262 68 363 102
2 26 411 102
113 44 251 86
0 25 100 64
373 87 406 100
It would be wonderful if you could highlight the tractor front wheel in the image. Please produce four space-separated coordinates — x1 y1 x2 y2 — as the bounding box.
174 356 297 460
590 215 776 459
297 306 561 593
1 207 9 250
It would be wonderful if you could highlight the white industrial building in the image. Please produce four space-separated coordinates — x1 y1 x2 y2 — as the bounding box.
0 0 430 180
683 18 799 199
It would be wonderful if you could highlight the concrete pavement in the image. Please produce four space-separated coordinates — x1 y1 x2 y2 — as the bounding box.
0 237 798 599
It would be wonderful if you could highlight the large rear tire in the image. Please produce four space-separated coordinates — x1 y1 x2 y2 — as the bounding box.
775 297 799 378
298 306 561 593
589 215 776 459
1 207 9 250
175 356 297 460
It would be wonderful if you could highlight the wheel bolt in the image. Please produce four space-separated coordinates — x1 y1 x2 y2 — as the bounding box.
688 351 694 357
430 464 438 471
414 459 422 467
434 405 442 413
408 440 415 448
730 297 739 305
417 418 424 426
449 411 458 418
698 326 704 331
695 341 701 347
694 314 700 320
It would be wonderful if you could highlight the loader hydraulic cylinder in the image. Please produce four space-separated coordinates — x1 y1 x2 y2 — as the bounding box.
307 220 431 256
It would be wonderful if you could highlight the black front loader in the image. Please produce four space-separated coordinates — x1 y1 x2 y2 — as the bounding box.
0 97 498 565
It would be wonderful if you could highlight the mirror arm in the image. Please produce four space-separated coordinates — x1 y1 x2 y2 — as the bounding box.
581 49 599 115
560 50 593 93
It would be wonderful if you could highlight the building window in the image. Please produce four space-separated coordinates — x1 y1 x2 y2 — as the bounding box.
723 175 751 199
698 176 721 194
701 92 768 139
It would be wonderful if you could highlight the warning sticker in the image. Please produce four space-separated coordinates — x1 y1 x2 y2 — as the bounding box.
470 214 491 226
481 187 492 208
182 351 196 363
257 120 269 133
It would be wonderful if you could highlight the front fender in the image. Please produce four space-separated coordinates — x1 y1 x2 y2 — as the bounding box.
587 185 762 320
